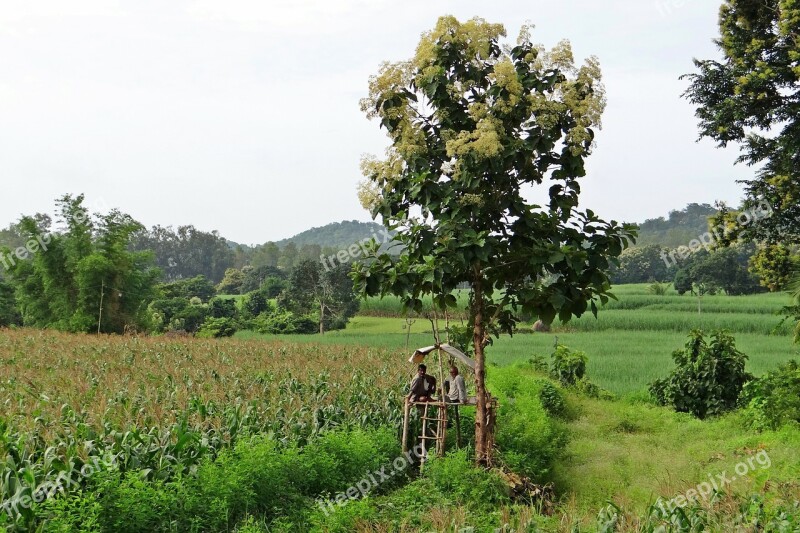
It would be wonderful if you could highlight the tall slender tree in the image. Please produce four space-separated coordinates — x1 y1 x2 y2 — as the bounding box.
353 17 635 464
683 0 800 243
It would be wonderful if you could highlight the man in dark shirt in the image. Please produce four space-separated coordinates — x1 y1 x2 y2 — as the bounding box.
409 364 436 402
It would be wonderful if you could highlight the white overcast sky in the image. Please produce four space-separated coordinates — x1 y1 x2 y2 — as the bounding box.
0 0 751 244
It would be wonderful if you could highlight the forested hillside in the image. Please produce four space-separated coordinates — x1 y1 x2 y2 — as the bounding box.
633 203 718 248
275 220 390 249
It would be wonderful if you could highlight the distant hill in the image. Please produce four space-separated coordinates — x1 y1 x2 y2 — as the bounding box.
224 205 720 254
276 220 392 250
633 203 719 248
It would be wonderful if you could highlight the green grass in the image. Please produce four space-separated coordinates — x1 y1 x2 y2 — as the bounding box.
551 392 800 523
360 285 794 316
197 284 800 528
237 324 798 395
236 284 800 395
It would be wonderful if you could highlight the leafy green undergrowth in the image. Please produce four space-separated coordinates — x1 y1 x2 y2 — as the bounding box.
2 428 405 532
488 365 569 480
308 366 570 532
551 391 800 530
307 449 545 532
4 365 570 532
7 341 800 531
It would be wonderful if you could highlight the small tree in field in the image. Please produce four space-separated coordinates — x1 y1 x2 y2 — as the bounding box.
353 16 636 464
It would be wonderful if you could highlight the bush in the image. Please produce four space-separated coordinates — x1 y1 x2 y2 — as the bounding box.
29 428 401 532
550 344 587 386
252 311 315 334
649 330 752 419
538 381 566 418
488 366 566 480
446 324 473 356
528 354 549 373
424 449 509 508
0 280 21 327
741 360 800 430
243 289 271 317
196 317 237 338
208 297 238 319
648 281 669 295
171 304 208 333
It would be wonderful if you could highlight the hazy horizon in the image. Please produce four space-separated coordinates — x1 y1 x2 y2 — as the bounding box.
2 0 753 244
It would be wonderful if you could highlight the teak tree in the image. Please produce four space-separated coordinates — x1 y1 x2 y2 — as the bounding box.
353 17 635 464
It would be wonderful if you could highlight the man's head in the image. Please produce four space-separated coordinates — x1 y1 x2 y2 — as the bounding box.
449 365 459 377
418 364 427 376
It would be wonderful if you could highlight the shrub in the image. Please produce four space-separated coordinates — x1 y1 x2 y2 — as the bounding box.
423 449 509 509
0 280 21 327
252 311 315 334
649 330 752 419
538 381 566 418
488 366 566 480
94 471 183 533
648 281 669 295
34 489 103 532
550 344 587 386
28 428 402 532
208 297 238 319
196 317 237 338
446 324 473 356
528 354 549 373
741 360 800 430
234 515 269 533
243 289 271 317
292 315 317 334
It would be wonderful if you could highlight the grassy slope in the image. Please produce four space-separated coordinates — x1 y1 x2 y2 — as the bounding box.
236 292 800 396
234 284 800 528
553 393 800 520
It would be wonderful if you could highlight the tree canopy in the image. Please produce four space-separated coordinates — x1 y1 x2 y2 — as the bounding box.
353 16 635 463
3 195 160 333
683 0 800 243
130 225 235 283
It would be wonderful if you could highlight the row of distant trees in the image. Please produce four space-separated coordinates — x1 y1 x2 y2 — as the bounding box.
1 215 374 287
0 195 359 334
611 240 799 296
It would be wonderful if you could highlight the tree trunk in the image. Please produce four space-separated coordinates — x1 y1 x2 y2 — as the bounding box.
472 274 490 466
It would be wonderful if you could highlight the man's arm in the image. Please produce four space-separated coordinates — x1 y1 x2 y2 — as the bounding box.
408 376 421 399
456 375 467 403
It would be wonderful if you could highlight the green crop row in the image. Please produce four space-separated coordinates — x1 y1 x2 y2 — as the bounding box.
0 330 409 528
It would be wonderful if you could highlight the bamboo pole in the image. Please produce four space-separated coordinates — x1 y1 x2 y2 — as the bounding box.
420 402 429 467
454 403 461 449
436 348 447 455
401 396 410 454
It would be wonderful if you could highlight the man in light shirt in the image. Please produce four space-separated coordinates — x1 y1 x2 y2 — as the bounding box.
446 365 467 404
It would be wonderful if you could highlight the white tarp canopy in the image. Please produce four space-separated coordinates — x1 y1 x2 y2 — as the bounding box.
407 343 476 370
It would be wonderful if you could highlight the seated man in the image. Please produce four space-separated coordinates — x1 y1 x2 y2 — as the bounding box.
446 365 467 404
409 364 437 402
